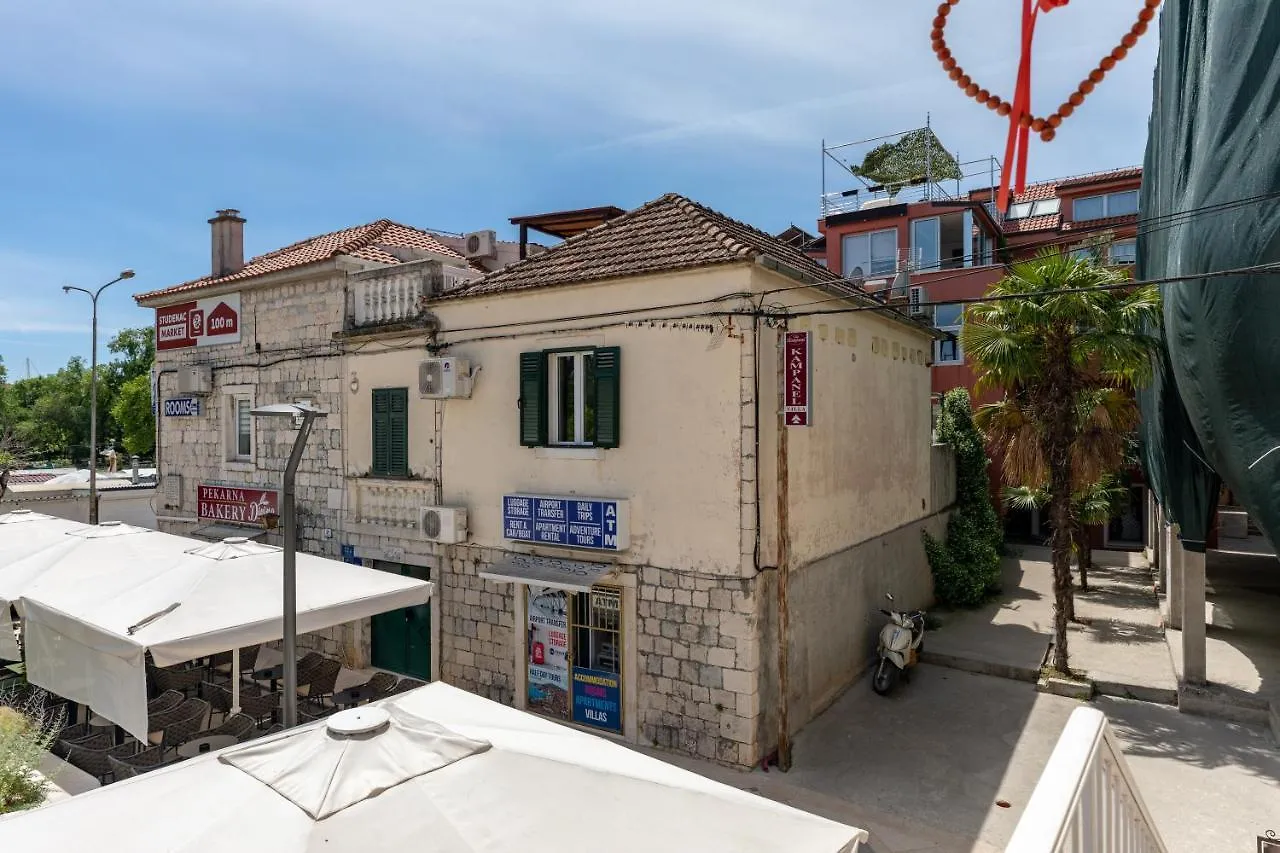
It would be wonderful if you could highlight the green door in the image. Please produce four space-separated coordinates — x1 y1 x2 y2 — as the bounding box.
370 561 431 680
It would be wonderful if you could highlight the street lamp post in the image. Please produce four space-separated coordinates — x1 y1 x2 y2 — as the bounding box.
63 270 135 524
251 402 326 728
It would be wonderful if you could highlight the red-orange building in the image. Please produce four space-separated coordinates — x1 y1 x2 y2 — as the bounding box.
786 165 1145 546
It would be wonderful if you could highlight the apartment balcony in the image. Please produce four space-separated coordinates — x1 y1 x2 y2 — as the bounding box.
346 261 482 330
346 476 437 537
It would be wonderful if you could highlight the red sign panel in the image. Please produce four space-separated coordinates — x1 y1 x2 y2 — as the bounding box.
198 484 279 525
157 293 241 351
784 331 811 427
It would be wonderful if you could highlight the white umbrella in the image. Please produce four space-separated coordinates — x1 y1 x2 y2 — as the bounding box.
8 526 430 740
0 683 868 852
0 510 96 659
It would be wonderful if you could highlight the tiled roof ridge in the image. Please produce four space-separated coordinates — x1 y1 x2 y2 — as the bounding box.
335 218 394 257
664 194 758 260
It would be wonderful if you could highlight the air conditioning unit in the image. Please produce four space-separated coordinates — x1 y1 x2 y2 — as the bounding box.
419 506 468 543
177 365 212 395
464 230 497 260
419 357 473 399
909 285 927 316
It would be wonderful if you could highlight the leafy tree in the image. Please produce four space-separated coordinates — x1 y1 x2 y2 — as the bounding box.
111 373 154 458
0 688 65 814
100 327 155 448
923 389 1004 607
963 252 1160 674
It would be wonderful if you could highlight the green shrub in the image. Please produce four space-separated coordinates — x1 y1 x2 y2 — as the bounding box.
0 688 63 814
925 389 1003 607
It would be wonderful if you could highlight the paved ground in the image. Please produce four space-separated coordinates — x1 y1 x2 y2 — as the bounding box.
925 554 1179 702
644 665 1280 852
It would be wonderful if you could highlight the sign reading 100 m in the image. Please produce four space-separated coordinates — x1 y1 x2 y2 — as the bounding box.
502 494 630 552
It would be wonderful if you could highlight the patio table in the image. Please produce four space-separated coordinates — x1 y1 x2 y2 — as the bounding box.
252 664 284 692
331 685 375 709
177 734 239 758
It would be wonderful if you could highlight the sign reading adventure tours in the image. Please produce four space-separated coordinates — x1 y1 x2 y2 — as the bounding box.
527 587 570 720
502 494 630 551
784 330 811 427
156 293 242 351
572 667 621 732
197 484 279 525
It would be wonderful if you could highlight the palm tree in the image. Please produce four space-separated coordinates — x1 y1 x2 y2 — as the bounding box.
963 251 1160 674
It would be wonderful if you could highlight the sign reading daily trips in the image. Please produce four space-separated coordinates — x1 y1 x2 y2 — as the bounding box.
784 330 812 427
197 484 279 525
156 293 242 351
502 494 629 551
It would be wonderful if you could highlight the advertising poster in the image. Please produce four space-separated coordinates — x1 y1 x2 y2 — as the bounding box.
572 667 621 732
527 586 569 719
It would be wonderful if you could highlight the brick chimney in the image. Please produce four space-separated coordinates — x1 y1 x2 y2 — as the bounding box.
209 209 245 277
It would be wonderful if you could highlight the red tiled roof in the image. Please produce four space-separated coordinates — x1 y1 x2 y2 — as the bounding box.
1061 213 1139 232
135 220 468 302
5 472 57 485
967 165 1143 236
449 192 842 298
1057 165 1143 189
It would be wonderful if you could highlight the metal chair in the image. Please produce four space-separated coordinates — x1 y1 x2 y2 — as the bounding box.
149 697 209 755
298 658 342 710
361 671 400 702
64 740 138 784
205 712 257 743
149 689 184 715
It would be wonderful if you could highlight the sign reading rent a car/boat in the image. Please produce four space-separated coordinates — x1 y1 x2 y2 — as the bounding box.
502 494 629 551
156 293 241 351
197 484 279 525
784 330 811 427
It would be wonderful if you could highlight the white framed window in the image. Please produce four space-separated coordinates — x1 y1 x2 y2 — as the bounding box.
910 217 940 271
548 350 598 446
841 228 897 279
1030 198 1061 217
1109 239 1137 265
1006 201 1033 220
933 303 964 365
223 385 255 465
1073 190 1139 222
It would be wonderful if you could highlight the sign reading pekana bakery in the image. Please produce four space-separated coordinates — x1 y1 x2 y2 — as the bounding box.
198 484 279 525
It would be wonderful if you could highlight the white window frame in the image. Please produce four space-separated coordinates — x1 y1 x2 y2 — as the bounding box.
932 303 964 365
1073 190 1139 222
1109 239 1137 265
1006 201 1033 220
841 228 898 279
910 217 941 271
547 350 594 447
223 384 255 468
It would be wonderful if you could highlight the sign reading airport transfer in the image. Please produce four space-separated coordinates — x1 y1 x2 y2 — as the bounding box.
502 494 630 551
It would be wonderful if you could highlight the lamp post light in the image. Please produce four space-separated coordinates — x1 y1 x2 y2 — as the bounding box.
63 270 136 524
250 402 326 728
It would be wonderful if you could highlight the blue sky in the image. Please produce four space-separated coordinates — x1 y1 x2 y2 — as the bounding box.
0 1 1159 376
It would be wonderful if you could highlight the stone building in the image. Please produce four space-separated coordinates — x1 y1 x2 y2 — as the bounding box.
339 194 954 767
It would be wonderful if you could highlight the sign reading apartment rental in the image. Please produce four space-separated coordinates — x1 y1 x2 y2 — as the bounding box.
198 484 279 525
784 330 811 427
502 494 630 551
156 293 242 350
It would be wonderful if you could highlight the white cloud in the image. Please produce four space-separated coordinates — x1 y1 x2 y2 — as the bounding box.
0 0 1160 162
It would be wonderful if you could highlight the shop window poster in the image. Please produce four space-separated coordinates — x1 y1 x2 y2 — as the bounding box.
527 586 569 719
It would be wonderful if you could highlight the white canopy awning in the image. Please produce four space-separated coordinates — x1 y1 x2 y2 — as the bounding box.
6 524 430 740
479 553 617 592
0 683 868 852
0 511 97 659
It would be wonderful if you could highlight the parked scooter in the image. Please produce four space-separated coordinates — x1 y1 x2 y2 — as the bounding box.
871 593 926 695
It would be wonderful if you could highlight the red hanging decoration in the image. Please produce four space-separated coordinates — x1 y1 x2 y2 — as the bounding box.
931 0 1162 212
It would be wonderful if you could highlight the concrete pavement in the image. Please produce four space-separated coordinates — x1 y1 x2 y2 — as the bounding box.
640 665 1280 853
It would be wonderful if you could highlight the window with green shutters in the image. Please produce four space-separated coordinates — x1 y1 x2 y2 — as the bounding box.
371 387 409 476
519 346 620 448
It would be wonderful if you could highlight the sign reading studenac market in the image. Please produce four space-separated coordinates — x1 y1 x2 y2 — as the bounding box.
156 293 242 351
198 484 279 525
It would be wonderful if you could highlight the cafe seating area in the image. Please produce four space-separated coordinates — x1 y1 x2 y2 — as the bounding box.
7 647 426 786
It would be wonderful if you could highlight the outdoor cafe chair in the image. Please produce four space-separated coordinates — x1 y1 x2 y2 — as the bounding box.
205 712 257 743
207 644 261 684
148 697 209 756
53 731 111 760
107 746 172 781
389 677 427 695
298 658 342 710
357 671 400 702
64 739 138 784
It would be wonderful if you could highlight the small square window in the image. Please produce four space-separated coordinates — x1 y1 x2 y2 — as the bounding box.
1109 240 1137 265
935 330 963 365
933 303 964 328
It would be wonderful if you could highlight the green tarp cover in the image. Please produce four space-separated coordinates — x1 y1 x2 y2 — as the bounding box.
1139 0 1280 551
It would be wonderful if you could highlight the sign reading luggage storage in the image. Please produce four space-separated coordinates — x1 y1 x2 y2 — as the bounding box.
784 330 811 427
198 484 279 525
502 494 629 551
163 397 202 417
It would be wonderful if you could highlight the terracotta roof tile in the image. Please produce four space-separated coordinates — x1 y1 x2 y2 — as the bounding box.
135 220 467 302
965 165 1143 237
449 193 841 298
1061 213 1139 232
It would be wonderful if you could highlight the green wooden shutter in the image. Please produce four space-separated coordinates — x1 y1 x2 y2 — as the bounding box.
388 388 409 476
519 351 547 447
372 389 391 475
594 346 621 448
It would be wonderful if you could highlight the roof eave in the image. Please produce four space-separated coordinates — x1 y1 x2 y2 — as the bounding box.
134 258 347 307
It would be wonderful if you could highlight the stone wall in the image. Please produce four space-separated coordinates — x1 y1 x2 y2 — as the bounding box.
437 545 517 705
635 566 764 767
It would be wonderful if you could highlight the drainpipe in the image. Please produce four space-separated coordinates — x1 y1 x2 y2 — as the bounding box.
775 322 792 772
152 368 178 516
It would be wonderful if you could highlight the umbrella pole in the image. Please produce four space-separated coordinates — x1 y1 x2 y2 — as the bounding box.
231 648 241 715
